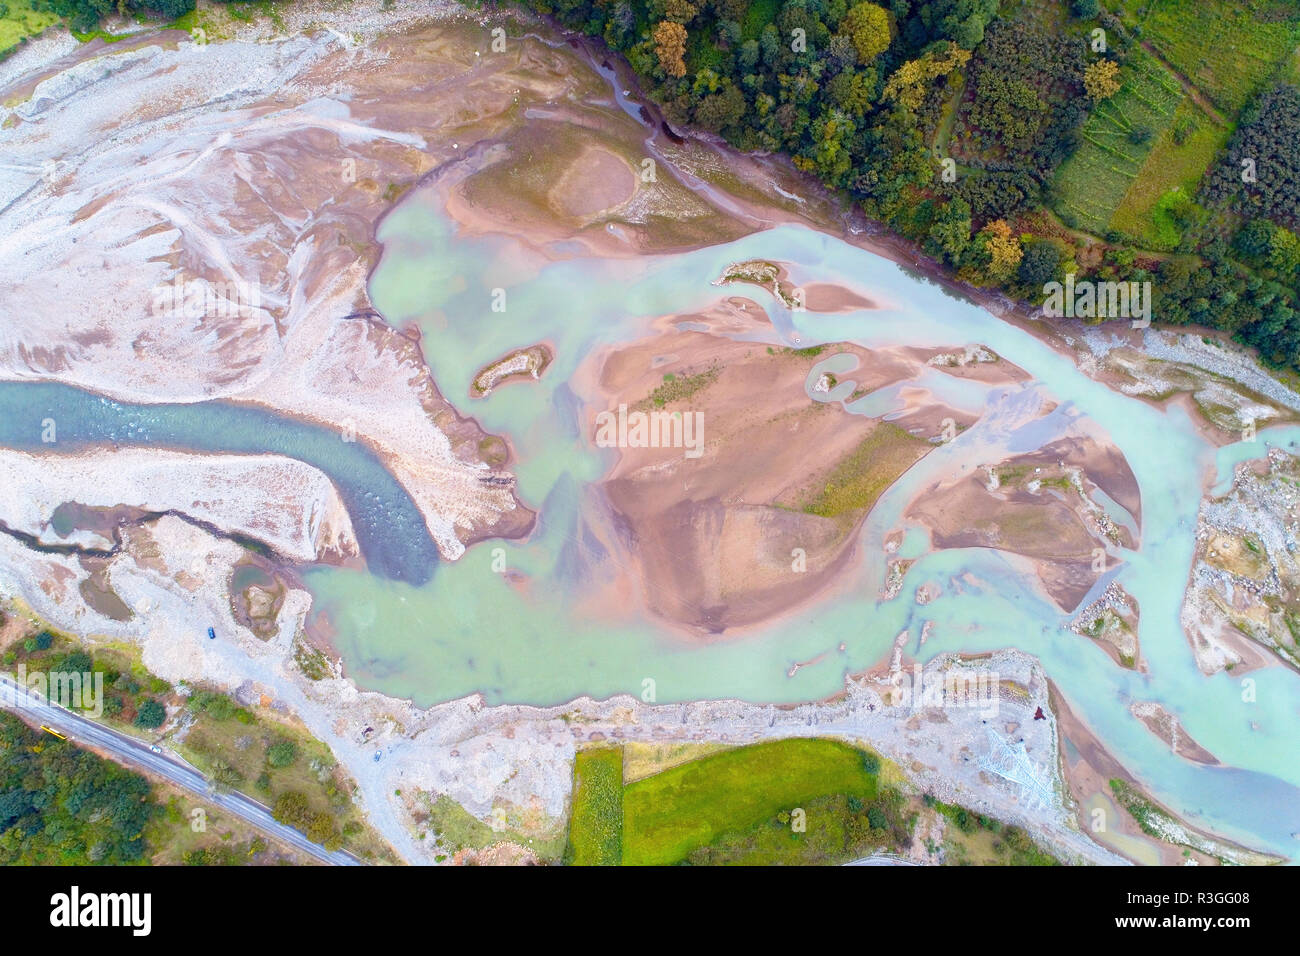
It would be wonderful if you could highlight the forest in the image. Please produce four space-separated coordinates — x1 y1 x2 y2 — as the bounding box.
0 711 155 864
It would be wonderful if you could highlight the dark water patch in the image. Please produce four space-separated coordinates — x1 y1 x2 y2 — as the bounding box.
77 556 134 622
229 560 286 640
0 382 437 583
660 121 684 142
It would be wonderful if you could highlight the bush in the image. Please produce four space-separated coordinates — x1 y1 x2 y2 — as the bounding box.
147 0 195 18
133 699 166 728
867 806 888 829
189 690 235 720
209 759 243 786
56 651 92 674
1071 0 1100 19
860 752 881 774
1128 124 1153 146
1003 825 1033 854
272 791 311 828
1017 240 1062 289
307 812 342 851
266 740 297 769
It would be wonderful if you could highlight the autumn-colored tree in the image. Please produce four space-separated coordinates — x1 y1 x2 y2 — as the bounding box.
981 220 1024 280
653 20 688 79
883 42 971 111
1084 59 1120 100
839 2 891 64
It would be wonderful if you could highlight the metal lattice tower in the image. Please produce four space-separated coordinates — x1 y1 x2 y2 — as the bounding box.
978 726 1054 810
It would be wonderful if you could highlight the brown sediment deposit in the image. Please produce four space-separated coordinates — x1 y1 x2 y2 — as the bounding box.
906 432 1140 613
801 282 878 313
574 303 1025 632
434 82 758 257
910 345 1034 385
1129 701 1219 765
549 146 637 218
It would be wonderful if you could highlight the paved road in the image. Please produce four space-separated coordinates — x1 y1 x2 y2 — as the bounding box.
0 676 359 866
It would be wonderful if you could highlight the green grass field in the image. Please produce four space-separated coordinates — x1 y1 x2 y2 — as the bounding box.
563 746 624 865
801 422 927 518
621 738 880 865
1132 0 1300 116
1108 100 1227 248
0 0 60 57
1053 49 1184 236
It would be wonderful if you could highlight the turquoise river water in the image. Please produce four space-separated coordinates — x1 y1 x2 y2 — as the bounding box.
4 183 1298 858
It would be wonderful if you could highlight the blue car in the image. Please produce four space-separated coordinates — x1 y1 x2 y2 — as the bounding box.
207 627 216 641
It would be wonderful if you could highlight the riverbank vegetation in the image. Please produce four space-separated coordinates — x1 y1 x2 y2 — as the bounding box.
563 737 1061 864
563 745 624 864
509 0 1300 370
801 422 927 519
0 710 314 864
0 607 395 861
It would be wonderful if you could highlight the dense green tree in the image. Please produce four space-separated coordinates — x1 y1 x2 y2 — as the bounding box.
134 699 166 729
0 713 154 864
1203 84 1300 230
266 740 298 769
1017 240 1062 290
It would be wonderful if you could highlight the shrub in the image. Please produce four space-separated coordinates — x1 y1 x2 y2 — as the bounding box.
266 740 297 769
133 699 166 728
272 791 311 828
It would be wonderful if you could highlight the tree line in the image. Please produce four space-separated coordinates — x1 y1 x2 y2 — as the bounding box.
524 0 1300 370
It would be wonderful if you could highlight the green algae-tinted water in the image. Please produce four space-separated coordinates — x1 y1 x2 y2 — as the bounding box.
303 187 1300 858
